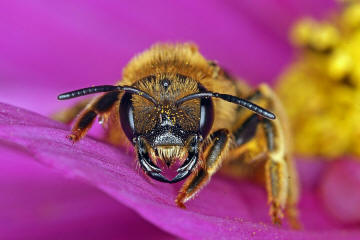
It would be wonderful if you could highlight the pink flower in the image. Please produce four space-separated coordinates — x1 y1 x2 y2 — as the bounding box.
1 0 360 239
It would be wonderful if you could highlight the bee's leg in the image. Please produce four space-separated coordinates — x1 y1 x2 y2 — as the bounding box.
52 98 91 123
261 118 289 225
231 85 300 227
175 129 231 207
255 85 300 228
68 91 119 142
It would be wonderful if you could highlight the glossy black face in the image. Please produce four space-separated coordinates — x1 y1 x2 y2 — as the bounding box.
119 86 214 183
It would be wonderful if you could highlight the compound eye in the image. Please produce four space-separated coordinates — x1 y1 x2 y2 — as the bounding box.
119 93 135 142
199 97 214 138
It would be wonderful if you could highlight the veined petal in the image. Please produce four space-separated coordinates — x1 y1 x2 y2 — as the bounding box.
0 144 173 240
1 102 360 239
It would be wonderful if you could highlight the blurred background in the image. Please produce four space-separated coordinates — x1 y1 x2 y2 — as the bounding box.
0 0 336 115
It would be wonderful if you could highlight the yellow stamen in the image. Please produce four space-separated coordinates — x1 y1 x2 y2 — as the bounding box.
276 1 360 157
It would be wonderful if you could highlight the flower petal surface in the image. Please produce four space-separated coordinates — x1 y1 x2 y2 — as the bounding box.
1 103 360 239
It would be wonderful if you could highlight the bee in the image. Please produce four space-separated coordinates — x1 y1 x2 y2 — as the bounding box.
57 43 299 227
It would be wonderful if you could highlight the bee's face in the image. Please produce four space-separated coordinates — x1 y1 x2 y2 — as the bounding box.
119 77 214 183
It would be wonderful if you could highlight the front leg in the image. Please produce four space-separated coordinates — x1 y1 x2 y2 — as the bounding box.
52 98 91 124
68 91 120 142
175 129 231 207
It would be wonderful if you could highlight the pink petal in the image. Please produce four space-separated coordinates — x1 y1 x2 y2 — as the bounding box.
320 158 360 224
2 102 360 239
0 145 173 240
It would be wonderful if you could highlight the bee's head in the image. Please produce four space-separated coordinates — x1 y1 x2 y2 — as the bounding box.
119 78 214 183
57 77 275 183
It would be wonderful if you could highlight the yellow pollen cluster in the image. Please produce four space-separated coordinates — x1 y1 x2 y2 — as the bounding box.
276 1 360 158
157 104 180 126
